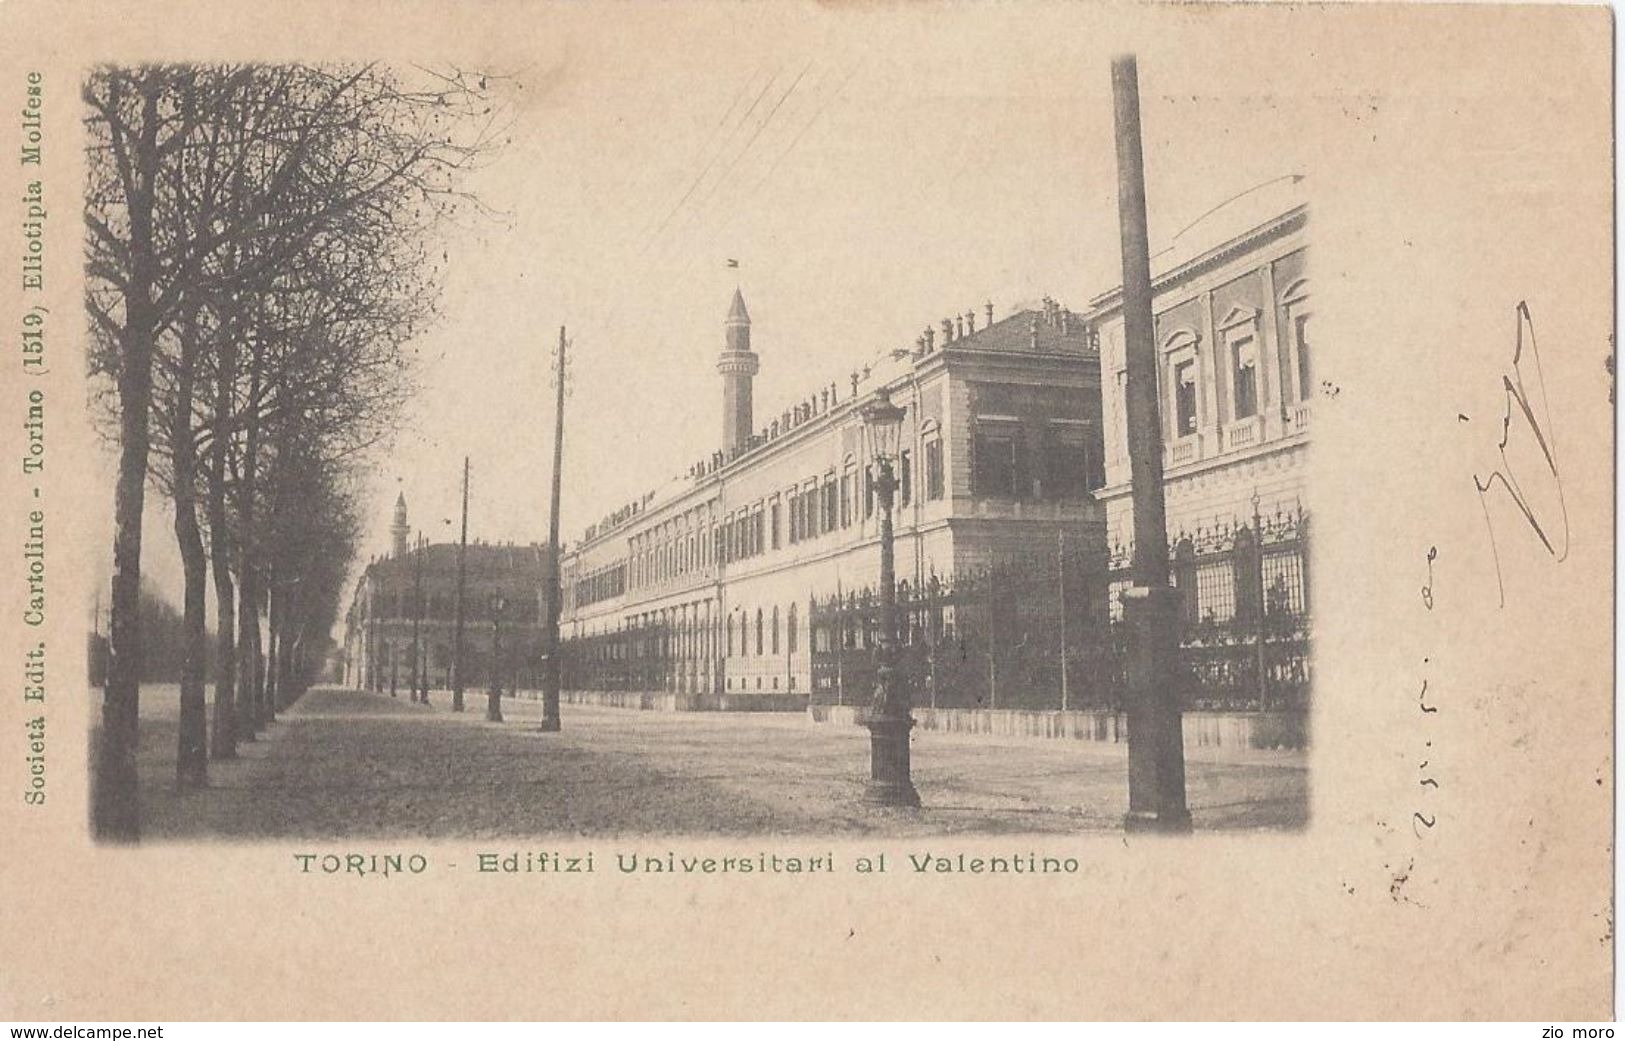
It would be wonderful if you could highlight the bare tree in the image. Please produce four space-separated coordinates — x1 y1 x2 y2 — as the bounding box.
85 61 509 831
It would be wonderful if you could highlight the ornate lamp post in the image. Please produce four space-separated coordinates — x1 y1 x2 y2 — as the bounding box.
856 388 920 808
487 593 507 723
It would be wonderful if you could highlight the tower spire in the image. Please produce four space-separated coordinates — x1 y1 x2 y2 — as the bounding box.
392 492 409 558
717 287 759 455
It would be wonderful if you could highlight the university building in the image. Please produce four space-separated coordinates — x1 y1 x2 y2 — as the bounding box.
340 494 551 696
1090 178 1311 642
557 288 1106 708
557 178 1310 714
340 180 1311 716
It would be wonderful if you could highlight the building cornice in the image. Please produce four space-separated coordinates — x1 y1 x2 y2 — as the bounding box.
1085 206 1308 320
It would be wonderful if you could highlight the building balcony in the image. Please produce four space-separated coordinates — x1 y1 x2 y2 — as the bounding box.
1287 402 1311 434
1165 433 1201 468
1223 416 1264 452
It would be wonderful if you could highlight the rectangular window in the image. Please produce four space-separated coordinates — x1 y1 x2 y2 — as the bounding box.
864 466 875 518
1175 359 1198 436
974 428 1021 498
754 510 765 556
770 502 781 549
898 450 912 507
925 438 944 500
1294 312 1312 401
1231 334 1258 419
840 472 852 528
1043 429 1089 501
821 477 838 533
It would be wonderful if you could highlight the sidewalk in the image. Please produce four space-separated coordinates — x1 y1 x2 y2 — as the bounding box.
133 686 1308 840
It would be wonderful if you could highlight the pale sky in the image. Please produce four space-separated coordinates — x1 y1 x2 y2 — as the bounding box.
93 6 1322 619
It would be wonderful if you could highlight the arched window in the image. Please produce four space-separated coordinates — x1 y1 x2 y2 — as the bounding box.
787 603 799 654
755 608 764 656
727 612 735 657
771 606 780 655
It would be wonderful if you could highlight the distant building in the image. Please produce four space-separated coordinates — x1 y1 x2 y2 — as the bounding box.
558 288 1107 707
340 495 551 695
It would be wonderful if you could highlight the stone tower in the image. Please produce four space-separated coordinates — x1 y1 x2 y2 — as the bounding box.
392 492 409 558
716 287 759 456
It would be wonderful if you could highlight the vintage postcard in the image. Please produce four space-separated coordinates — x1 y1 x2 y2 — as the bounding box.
0 0 1613 1022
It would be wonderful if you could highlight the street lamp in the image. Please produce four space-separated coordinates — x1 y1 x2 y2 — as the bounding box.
856 388 920 808
487 593 507 723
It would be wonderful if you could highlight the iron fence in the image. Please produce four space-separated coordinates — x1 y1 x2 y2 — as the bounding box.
810 508 1310 713
559 509 1311 714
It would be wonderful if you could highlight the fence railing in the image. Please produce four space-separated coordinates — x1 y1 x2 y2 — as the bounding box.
808 509 1310 714
559 510 1311 715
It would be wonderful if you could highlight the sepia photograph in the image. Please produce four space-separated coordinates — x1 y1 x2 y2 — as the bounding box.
0 0 1612 1023
81 51 1312 843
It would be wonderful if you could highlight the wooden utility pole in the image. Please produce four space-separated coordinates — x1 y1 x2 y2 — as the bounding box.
1112 54 1191 832
452 457 469 712
410 532 425 705
538 326 567 732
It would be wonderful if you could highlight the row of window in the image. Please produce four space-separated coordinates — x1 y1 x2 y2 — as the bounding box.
623 437 949 592
372 591 539 623
1107 547 1308 624
1163 295 1312 439
971 423 1104 500
726 604 800 658
575 563 626 609
603 604 807 660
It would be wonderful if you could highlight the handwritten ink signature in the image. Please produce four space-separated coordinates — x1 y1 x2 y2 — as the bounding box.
1471 301 1569 607
1413 652 1439 842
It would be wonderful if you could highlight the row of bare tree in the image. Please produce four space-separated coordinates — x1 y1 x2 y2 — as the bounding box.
84 63 505 841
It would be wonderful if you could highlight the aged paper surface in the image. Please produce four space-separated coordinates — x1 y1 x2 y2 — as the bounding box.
0 0 1613 1021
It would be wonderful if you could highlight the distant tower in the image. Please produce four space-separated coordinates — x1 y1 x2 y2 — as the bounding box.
716 287 759 455
392 492 409 558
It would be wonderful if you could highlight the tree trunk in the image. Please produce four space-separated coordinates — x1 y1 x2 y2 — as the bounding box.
207 336 238 759
237 359 263 737
172 316 209 787
264 580 280 719
94 75 162 843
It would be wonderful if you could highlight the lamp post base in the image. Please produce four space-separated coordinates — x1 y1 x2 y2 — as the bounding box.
860 712 920 808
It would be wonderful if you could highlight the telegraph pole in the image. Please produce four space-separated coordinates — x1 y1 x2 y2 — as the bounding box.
1112 54 1191 832
538 325 567 732
409 532 423 704
452 458 469 712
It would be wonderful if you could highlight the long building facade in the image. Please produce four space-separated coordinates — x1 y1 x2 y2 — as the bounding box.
557 179 1310 714
558 290 1107 708
341 181 1310 715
